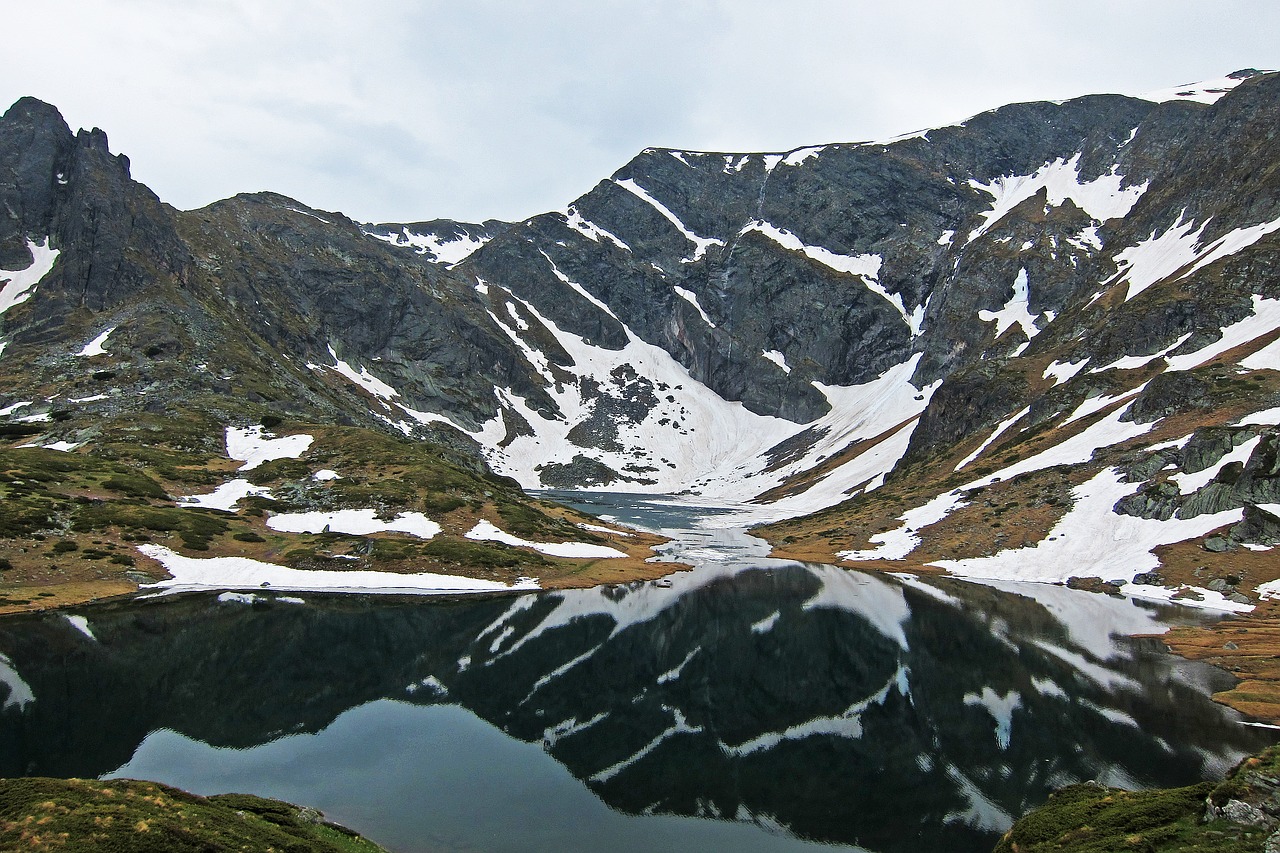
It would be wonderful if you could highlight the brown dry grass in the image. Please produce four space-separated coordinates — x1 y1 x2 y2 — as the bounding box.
1161 606 1280 723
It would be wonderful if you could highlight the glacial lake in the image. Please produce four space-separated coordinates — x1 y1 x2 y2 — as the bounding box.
0 491 1275 852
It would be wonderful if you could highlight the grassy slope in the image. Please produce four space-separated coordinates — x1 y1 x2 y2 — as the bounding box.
0 410 668 615
994 747 1280 853
0 776 387 852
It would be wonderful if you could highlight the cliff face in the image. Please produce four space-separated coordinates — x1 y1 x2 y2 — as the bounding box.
3 71 1280 579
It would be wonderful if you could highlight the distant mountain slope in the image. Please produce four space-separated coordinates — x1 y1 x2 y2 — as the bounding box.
3 71 1280 600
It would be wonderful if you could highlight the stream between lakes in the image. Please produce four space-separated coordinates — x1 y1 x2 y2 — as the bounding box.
0 492 1275 852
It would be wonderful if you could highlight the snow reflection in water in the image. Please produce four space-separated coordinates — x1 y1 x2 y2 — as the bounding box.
0 492 1273 853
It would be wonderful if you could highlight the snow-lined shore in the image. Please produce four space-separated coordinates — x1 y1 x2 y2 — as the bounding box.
137 545 539 596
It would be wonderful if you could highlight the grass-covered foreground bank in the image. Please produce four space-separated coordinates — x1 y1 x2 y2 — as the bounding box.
0 776 388 851
995 745 1280 852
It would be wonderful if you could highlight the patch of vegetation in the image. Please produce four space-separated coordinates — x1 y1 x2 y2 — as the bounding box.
0 777 389 852
423 536 548 568
72 503 231 551
246 457 311 484
102 472 168 500
997 746 1280 852
422 535 547 568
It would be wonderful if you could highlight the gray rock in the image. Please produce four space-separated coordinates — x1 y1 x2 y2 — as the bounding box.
1223 797 1272 827
1204 536 1232 553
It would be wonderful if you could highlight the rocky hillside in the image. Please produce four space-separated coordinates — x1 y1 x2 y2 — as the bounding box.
2 70 1280 605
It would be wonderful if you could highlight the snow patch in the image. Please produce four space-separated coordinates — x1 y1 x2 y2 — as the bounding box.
782 146 825 166
673 286 715 328
934 468 1243 587
1181 215 1280 280
955 407 1029 470
1111 212 1209 302
1093 333 1193 373
963 688 1020 750
750 612 780 634
743 220 919 333
840 489 969 562
978 269 1040 340
1043 359 1088 386
1063 386 1146 427
564 207 632 252
465 520 626 558
138 544 532 594
614 178 724 262
0 239 59 318
541 251 620 320
1169 296 1280 372
722 665 907 756
18 439 81 452
224 425 314 471
1237 407 1280 427
843 406 1153 563
179 479 275 512
803 567 911 650
1124 583 1253 614
1141 72 1271 105
967 156 1146 243
364 225 489 266
76 327 116 357
285 206 330 224
267 509 441 539
761 350 791 374
319 346 399 400
1170 436 1260 494
64 615 96 641
0 653 35 711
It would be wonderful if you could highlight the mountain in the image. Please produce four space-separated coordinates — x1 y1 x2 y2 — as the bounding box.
2 70 1280 607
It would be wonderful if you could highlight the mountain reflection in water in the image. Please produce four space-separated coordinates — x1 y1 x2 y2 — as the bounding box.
0 493 1274 853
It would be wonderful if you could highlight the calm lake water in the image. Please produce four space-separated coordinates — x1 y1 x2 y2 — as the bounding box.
0 492 1274 852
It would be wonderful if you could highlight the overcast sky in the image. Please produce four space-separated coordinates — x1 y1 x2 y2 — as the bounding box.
4 1 1277 224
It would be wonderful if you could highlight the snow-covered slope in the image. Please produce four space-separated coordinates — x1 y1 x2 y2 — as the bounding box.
3 72 1280 597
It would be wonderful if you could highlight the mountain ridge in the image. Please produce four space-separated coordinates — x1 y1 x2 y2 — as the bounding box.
2 70 1280 618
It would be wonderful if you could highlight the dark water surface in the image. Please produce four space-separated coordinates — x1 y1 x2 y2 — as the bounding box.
0 492 1274 852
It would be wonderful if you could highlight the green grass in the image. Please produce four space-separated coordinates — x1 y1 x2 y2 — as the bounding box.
996 746 1280 852
0 777 389 852
422 536 548 568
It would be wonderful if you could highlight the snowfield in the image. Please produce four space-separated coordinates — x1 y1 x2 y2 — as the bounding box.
138 545 538 595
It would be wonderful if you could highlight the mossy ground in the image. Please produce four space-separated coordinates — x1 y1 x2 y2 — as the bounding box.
1 413 669 615
994 782 1260 852
0 776 387 852
996 747 1280 853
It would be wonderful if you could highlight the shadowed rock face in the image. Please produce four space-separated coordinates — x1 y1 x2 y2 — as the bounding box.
0 571 1271 851
1 74 1279 506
